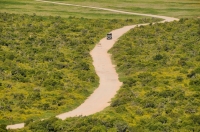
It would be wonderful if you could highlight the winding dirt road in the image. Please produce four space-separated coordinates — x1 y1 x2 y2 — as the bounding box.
6 0 178 129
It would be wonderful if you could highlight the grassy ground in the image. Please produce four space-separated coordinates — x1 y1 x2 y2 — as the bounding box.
0 0 145 19
45 0 200 18
1 0 199 19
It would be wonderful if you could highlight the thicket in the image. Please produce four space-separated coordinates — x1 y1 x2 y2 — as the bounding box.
0 12 157 125
18 18 200 131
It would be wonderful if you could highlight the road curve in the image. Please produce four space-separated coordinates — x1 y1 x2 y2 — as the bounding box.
6 0 179 129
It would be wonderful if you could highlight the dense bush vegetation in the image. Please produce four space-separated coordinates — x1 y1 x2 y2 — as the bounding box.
18 18 200 131
108 18 200 131
0 12 157 125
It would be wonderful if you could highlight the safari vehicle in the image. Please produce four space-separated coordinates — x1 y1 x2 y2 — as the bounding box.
107 33 112 40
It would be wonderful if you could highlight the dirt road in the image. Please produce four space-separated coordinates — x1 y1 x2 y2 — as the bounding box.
6 0 178 129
